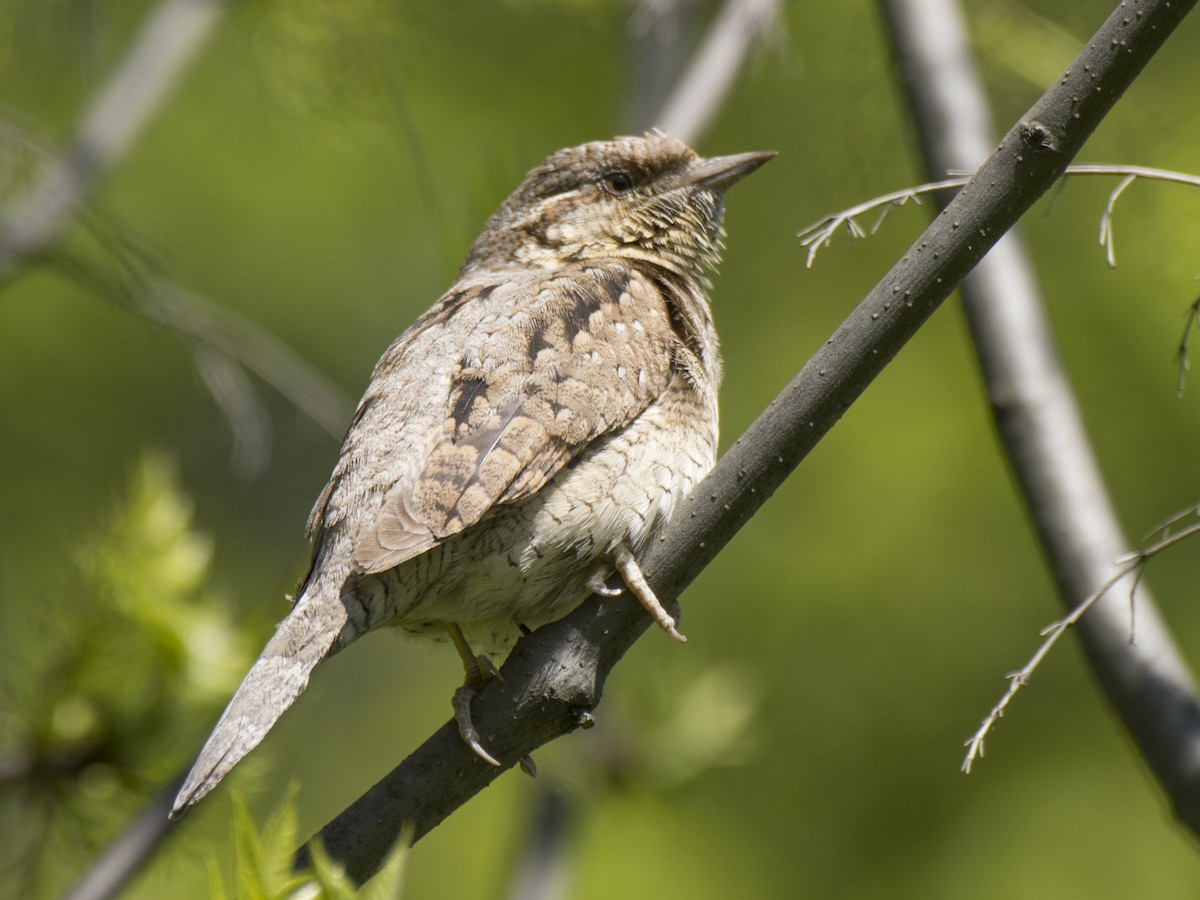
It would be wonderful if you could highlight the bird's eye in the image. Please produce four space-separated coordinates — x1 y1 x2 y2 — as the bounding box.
600 171 635 195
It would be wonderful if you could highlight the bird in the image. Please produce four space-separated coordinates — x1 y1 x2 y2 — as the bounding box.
170 131 772 818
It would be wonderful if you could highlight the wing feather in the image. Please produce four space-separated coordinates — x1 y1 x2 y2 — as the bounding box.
348 263 673 575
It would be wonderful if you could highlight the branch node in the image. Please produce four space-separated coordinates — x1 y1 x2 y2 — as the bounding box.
1019 119 1061 152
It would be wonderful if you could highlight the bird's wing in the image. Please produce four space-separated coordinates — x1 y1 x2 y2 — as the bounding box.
348 263 675 575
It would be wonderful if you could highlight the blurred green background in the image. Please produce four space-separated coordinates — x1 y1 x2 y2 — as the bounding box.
3 0 1200 896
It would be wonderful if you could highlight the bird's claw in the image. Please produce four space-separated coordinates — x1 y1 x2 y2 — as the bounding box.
587 570 624 597
452 683 502 767
476 654 503 683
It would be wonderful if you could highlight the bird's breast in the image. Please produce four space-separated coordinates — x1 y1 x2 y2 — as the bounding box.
361 370 717 654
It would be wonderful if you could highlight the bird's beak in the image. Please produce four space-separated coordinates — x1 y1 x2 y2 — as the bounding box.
678 150 776 191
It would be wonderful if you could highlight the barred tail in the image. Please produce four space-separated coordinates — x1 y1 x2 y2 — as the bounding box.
170 588 349 818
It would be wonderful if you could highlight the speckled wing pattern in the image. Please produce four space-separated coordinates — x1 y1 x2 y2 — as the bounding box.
314 260 676 577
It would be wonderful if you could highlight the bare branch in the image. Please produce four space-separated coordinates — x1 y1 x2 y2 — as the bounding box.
1145 503 1200 542
648 0 781 145
798 177 964 267
54 252 353 442
878 0 1200 833
192 345 274 479
799 164 1200 268
1098 173 1138 268
0 0 355 453
295 0 1199 883
61 777 184 900
0 0 231 280
964 522 1200 772
137 279 353 441
502 784 574 900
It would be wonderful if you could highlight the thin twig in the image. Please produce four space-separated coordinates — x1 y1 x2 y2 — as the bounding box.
192 345 274 478
798 164 1200 269
1175 296 1200 397
61 776 185 900
1145 502 1200 542
1098 173 1137 268
53 252 353 442
963 522 1200 772
797 177 965 266
879 0 1200 828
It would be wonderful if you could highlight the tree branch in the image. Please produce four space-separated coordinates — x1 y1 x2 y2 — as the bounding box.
797 165 1200 269
0 0 354 464
296 0 1198 884
61 776 185 900
963 521 1200 774
650 0 781 144
877 0 1200 834
0 0 231 281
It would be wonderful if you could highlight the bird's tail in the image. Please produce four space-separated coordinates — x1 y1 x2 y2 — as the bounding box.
170 585 350 818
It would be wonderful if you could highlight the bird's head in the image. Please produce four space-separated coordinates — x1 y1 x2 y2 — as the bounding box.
463 131 774 280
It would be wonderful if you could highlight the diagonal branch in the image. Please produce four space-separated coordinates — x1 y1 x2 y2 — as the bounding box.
0 0 354 466
0 0 231 281
878 0 1200 834
53 252 353 443
295 0 1198 884
650 0 781 145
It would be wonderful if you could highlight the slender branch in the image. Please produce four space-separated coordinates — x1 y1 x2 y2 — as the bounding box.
1176 296 1200 397
502 784 574 900
878 0 1200 835
53 254 353 441
627 0 696 136
21 3 346 896
0 0 231 281
61 777 185 900
649 0 781 145
191 345 274 478
799 165 1200 269
137 279 353 441
798 177 971 266
1067 163 1200 185
963 521 1200 773
296 0 1198 883
0 0 354 448
1097 173 1138 267
1145 503 1200 543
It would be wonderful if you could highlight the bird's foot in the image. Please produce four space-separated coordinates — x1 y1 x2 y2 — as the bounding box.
587 568 623 597
449 655 535 773
451 681 502 767
612 543 686 642
476 653 503 683
445 623 504 766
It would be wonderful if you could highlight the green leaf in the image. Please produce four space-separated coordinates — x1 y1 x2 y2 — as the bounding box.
358 826 413 900
232 791 270 900
302 839 359 900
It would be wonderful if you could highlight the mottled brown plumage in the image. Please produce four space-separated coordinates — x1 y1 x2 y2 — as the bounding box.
171 132 772 816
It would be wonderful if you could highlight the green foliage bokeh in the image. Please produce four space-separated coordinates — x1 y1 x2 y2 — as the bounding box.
2 0 1200 896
